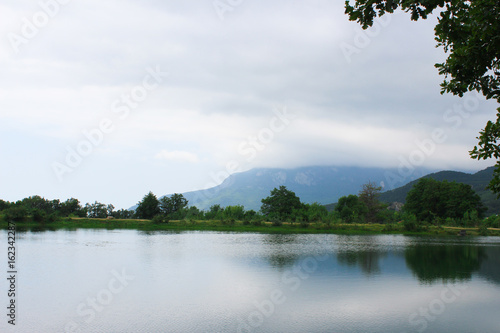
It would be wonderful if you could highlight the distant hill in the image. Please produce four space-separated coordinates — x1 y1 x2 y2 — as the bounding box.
379 166 500 215
167 166 432 211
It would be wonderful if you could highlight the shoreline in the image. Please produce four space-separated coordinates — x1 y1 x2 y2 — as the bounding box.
2 218 500 236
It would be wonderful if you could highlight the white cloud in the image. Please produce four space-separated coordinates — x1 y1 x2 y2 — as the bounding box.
0 0 496 208
154 150 199 163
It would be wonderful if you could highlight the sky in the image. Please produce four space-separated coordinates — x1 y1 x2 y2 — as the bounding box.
0 0 497 209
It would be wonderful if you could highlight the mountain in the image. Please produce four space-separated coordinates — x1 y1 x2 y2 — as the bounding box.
379 166 500 215
171 166 433 211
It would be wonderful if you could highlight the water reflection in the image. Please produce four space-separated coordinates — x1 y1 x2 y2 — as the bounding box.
404 244 486 284
478 247 500 285
337 250 387 276
261 234 300 269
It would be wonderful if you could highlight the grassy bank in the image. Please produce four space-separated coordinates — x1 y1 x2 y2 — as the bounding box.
2 217 500 236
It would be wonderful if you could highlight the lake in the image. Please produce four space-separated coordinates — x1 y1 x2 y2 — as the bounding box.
1 230 500 333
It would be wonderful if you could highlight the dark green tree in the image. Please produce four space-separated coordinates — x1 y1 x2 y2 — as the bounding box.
305 202 328 222
261 186 303 220
159 193 188 218
85 201 108 218
335 194 367 223
112 209 135 219
404 178 485 222
0 199 11 211
135 192 160 219
223 205 245 220
345 1 500 194
205 204 223 220
59 198 84 217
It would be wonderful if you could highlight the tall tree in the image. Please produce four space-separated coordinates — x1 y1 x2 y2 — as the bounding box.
261 186 303 220
359 181 384 222
345 1 500 193
135 192 160 219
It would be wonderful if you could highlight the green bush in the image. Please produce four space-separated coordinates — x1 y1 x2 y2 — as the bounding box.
32 209 46 222
151 215 169 224
271 218 283 227
478 222 489 236
402 214 419 232
382 224 398 232
251 219 263 226
3 207 29 222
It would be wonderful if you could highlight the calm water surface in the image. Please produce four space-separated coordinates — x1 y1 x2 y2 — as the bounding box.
1 230 500 333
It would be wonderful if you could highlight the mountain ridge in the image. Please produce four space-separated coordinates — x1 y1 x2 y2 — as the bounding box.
165 165 434 211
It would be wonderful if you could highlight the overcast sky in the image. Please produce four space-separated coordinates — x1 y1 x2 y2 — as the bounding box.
1 0 496 209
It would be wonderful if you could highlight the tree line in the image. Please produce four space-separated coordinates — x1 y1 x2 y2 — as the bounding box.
1 178 497 230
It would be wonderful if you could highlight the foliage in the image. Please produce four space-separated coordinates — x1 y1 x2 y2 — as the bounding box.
112 209 135 219
261 186 303 220
85 201 108 219
304 202 329 222
185 206 203 220
358 181 384 222
151 215 169 224
223 205 245 220
205 204 223 220
401 213 419 232
345 1 500 194
3 206 29 222
404 178 486 222
159 193 188 218
335 194 367 223
0 199 11 211
135 192 160 219
59 198 86 217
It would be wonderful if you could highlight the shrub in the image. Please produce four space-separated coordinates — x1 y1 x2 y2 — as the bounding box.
252 219 263 226
402 214 419 232
32 209 47 222
151 215 169 224
382 224 398 232
478 222 489 236
3 207 29 222
271 218 283 227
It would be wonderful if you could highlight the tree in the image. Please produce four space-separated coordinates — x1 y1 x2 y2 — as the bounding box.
112 209 135 219
305 202 328 222
345 1 500 193
205 204 223 220
59 198 84 217
135 192 160 219
159 193 188 217
0 199 11 211
335 194 367 223
404 178 486 222
261 186 303 220
359 181 384 222
85 201 108 218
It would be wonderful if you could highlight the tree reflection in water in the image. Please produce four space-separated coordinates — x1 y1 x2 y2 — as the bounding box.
337 250 387 276
405 244 486 284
